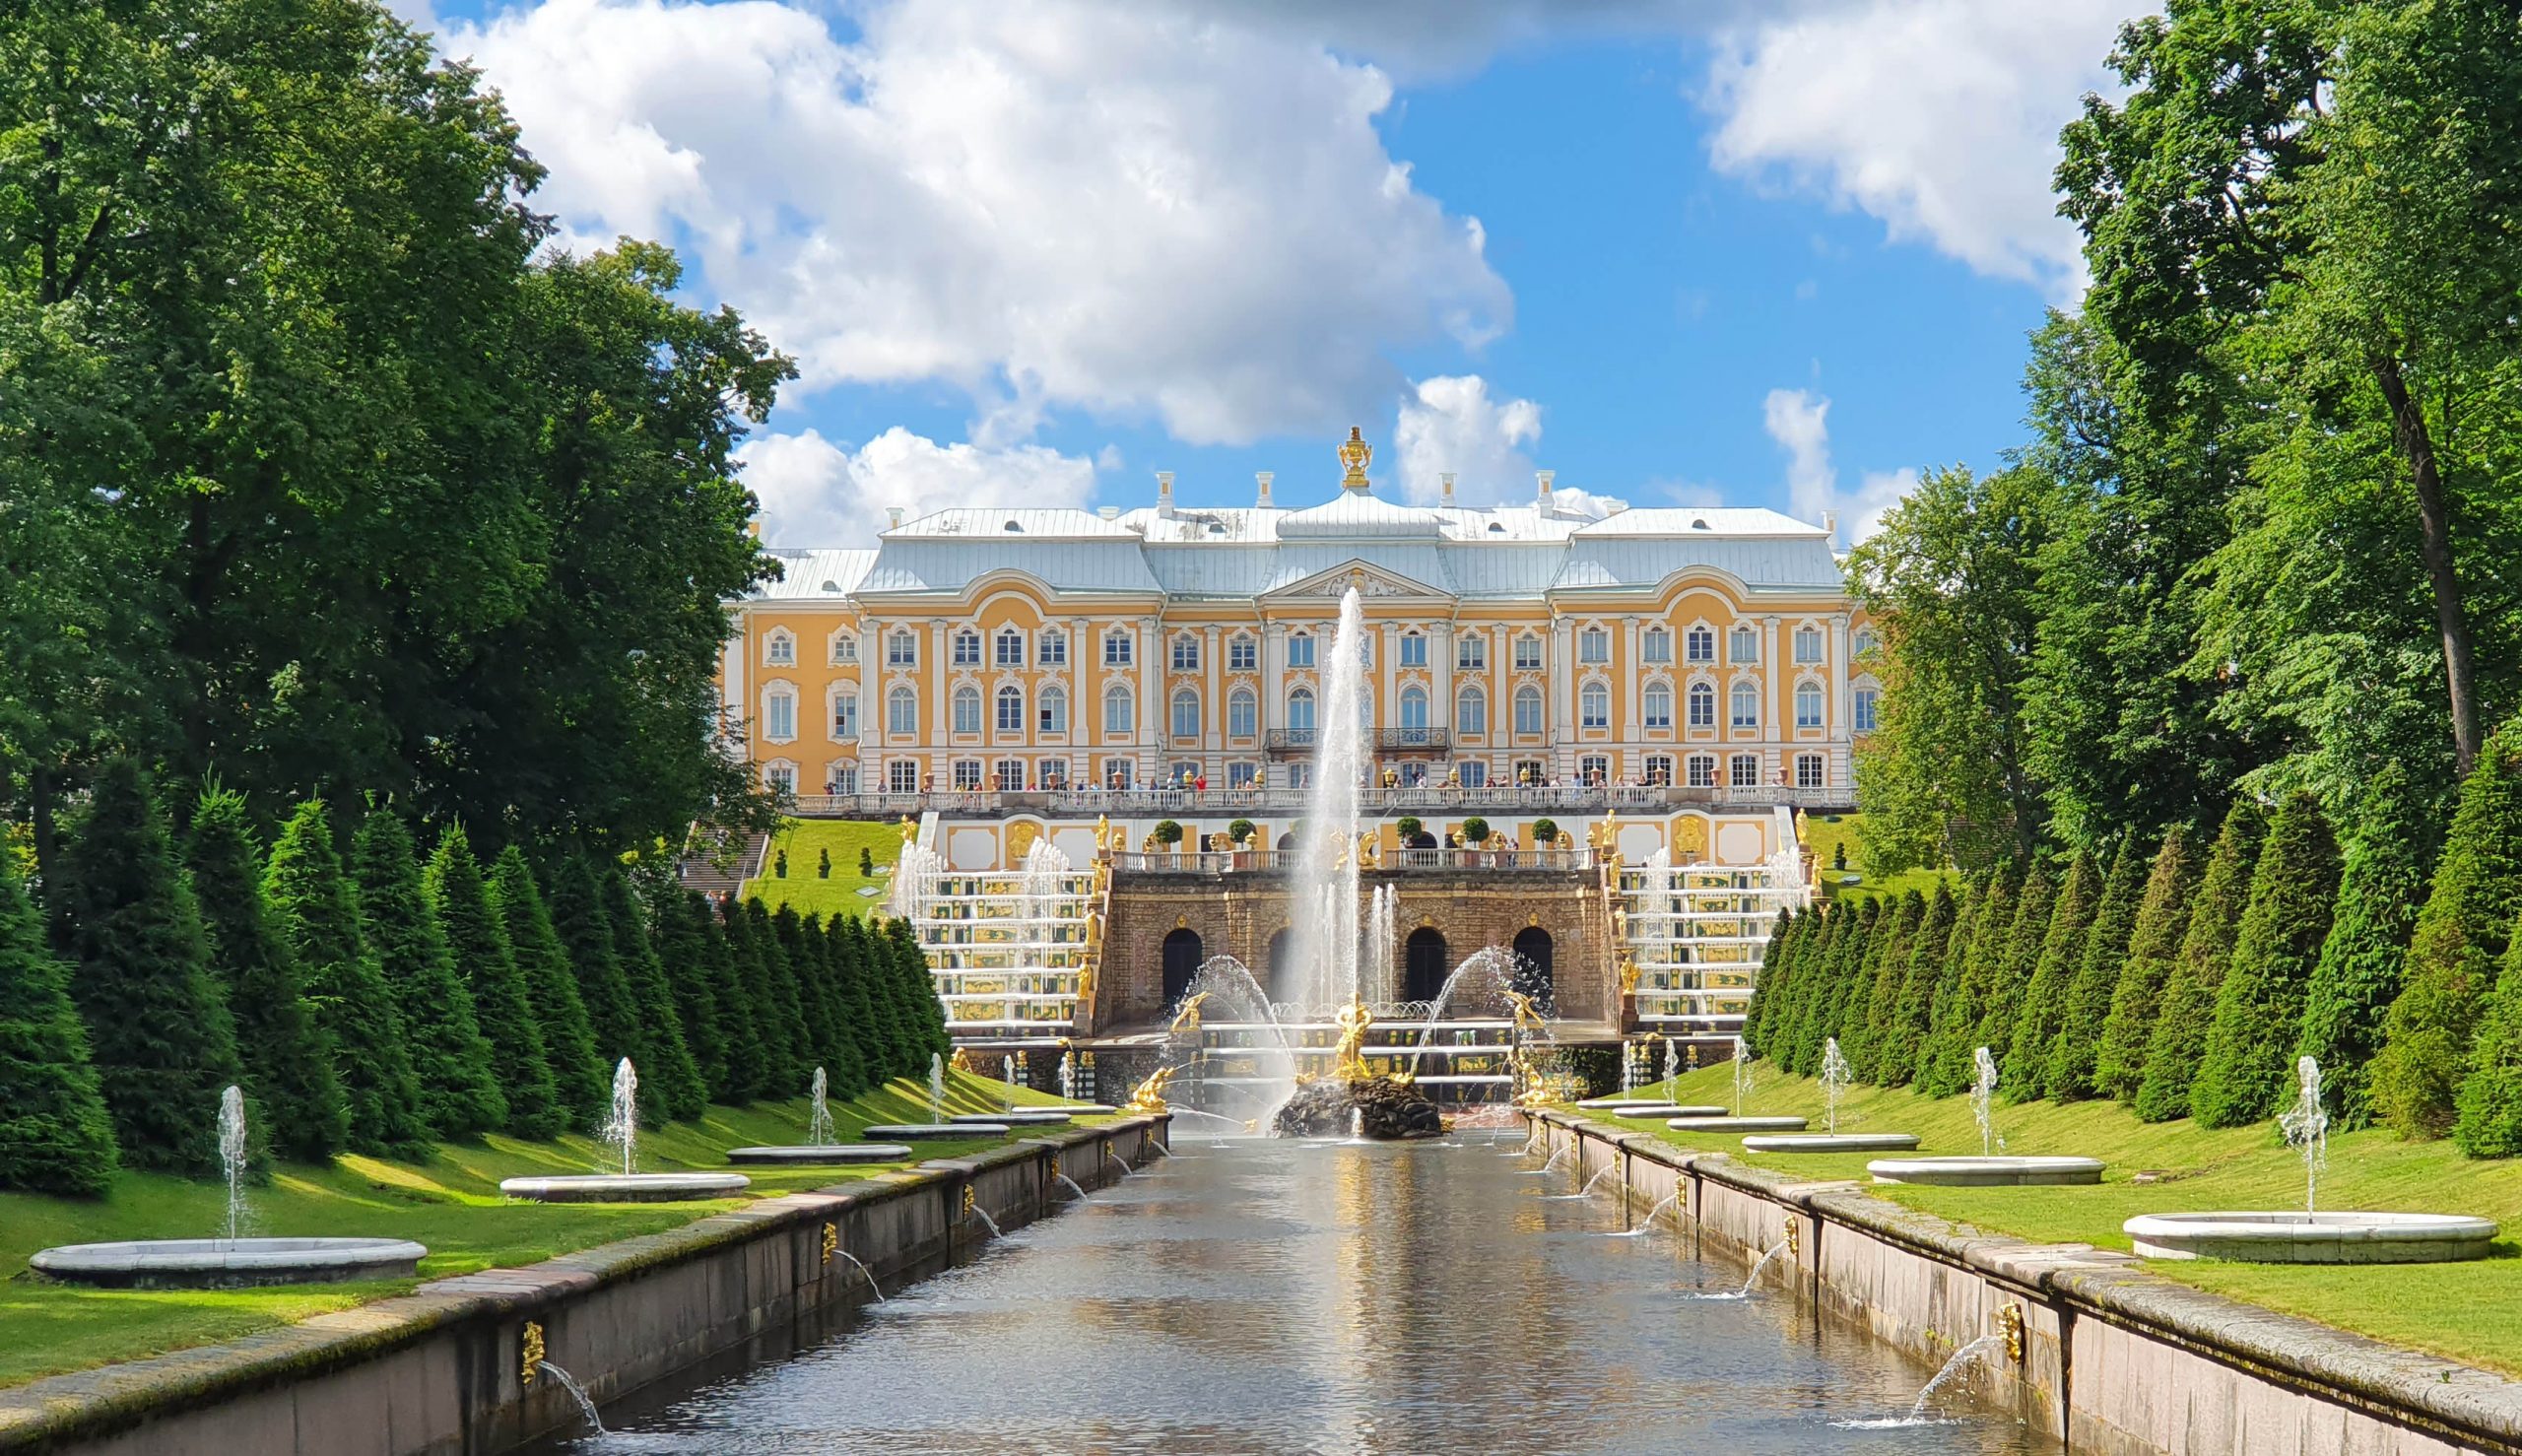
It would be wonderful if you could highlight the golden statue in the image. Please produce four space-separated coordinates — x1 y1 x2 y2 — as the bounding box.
1332 997 1375 1081
1358 830 1382 870
1618 951 1640 994
1094 813 1111 852
898 814 917 843
1613 904 1629 938
949 1046 975 1073
1125 1065 1175 1114
1168 992 1210 1036
1337 426 1372 489
1503 990 1548 1041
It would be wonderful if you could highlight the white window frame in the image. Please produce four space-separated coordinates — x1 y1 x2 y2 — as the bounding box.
887 687 918 737
1579 682 1610 731
1643 683 1673 731
953 629 982 667
995 628 1027 668
952 685 983 736
1513 686 1546 736
1730 680 1760 730
1104 686 1135 737
1456 686 1487 736
1228 689 1257 739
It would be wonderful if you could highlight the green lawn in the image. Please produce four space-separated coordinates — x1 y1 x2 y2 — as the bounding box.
1582 1063 2522 1376
745 819 902 917
1798 813 1954 903
0 1068 1094 1387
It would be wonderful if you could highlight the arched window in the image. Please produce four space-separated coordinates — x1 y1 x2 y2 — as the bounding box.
1170 633 1200 672
1288 688 1316 736
1162 928 1204 1009
1038 685 1068 734
1228 688 1257 738
1794 626 1824 664
1852 627 1878 659
995 628 1026 667
1643 683 1673 730
764 629 795 666
763 685 797 742
1579 683 1609 730
1404 927 1449 1003
1513 686 1545 735
1511 927 1554 1006
1456 686 1487 736
1688 681 1716 728
1795 681 1825 729
1730 681 1759 729
1688 754 1717 788
1643 627 1672 664
953 629 982 667
996 684 1025 734
830 689 858 739
1854 686 1880 733
887 686 918 737
1103 686 1135 736
1288 632 1316 669
1170 688 1201 740
1686 625 1715 663
763 760 796 794
828 630 857 665
952 685 982 735
1399 686 1429 731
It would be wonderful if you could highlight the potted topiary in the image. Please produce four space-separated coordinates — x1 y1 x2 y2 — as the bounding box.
1461 817 1490 867
1153 820 1184 858
1228 818 1257 868
1531 818 1559 860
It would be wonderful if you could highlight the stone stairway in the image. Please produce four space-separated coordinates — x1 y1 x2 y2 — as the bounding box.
677 827 768 897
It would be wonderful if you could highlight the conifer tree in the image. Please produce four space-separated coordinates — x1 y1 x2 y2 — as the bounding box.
2375 720 2522 1139
604 867 706 1121
1974 861 2054 1067
2133 800 2267 1123
1759 908 1811 1066
745 899 812 1092
487 847 608 1130
695 893 760 1100
187 787 349 1160
820 911 887 1094
545 855 645 1076
1845 893 1920 1075
1919 869 2012 1096
2094 827 2200 1104
2193 794 2341 1128
2045 833 2149 1101
264 802 429 1156
717 898 780 1099
1880 881 1958 1087
2296 765 2429 1130
1746 910 1790 1054
0 846 119 1196
834 913 910 1084
352 809 505 1139
886 916 950 1060
428 828 563 1139
1794 898 1875 1074
50 759 246 1173
774 906 854 1094
1791 908 1847 1075
653 890 730 1101
2457 932 2522 1157
2004 849 2098 1098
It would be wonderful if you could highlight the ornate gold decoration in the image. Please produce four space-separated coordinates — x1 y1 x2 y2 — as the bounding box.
1007 821 1040 861
1093 813 1111 852
1526 910 1541 928
1357 830 1382 870
1783 1216 1801 1257
1418 912 1436 930
1613 904 1629 938
1125 1065 1176 1113
1168 992 1209 1036
962 1185 975 1220
1618 951 1640 994
1331 997 1376 1081
1998 1303 2025 1362
820 1222 838 1268
520 1321 546 1389
950 1046 975 1073
898 814 917 843
1675 817 1708 856
1337 426 1372 489
1173 913 1190 931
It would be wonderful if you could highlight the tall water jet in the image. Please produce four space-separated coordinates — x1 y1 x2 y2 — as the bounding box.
503 1056 750 1202
1057 1050 1076 1102
218 1085 248 1243
929 1052 946 1124
1731 1035 1754 1116
807 1067 834 1147
2279 1055 2329 1213
1285 588 1368 1011
1819 1038 1851 1135
1367 883 1398 1002
602 1058 639 1176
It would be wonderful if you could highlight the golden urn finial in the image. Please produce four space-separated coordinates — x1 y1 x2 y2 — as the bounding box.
1337 426 1372 491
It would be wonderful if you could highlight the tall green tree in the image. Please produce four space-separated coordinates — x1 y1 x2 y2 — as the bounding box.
1975 861 2054 1069
832 913 909 1086
1846 893 1923 1078
604 867 705 1122
2192 794 2341 1128
544 855 644 1078
263 801 428 1155
886 916 950 1061
773 906 850 1094
1878 882 1958 1087
2134 800 2269 1122
741 899 810 1096
651 888 729 1100
2296 767 2429 1129
351 809 503 1139
486 847 608 1130
2045 833 2149 1101
693 893 761 1101
186 786 349 1160
1920 869 2011 1097
0 843 118 1196
1747 910 1796 1057
47 759 242 1172
428 827 562 1139
1796 898 1877 1075
2095 827 2201 1103
2004 849 2099 1098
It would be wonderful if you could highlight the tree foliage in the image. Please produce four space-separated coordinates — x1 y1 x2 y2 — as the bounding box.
2296 766 2429 1129
351 809 503 1139
2134 800 2268 1122
428 827 563 1139
2045 833 2149 1101
264 801 429 1155
2095 826 2200 1103
2191 793 2340 1128
0 842 117 1196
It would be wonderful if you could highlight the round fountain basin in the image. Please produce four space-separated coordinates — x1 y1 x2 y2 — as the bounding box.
2122 1211 2498 1264
498 1173 751 1203
1742 1133 1920 1154
1608 1103 1728 1120
725 1145 913 1165
1868 1156 2104 1187
1665 1116 1809 1134
863 1123 1007 1141
951 1111 1072 1127
1577 1097 1682 1111
30 1237 428 1290
1055 1103 1119 1115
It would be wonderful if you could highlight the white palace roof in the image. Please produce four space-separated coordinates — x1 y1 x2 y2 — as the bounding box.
749 475 1842 608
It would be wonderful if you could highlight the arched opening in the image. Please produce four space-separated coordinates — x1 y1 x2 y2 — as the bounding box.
1403 928 1449 1004
1511 926 1555 1009
1266 929 1297 1006
1161 928 1204 1012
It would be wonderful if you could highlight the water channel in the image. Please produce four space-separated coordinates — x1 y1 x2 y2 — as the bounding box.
540 1133 2049 1454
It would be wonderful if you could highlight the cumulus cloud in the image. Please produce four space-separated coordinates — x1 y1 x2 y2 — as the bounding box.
1390 374 1542 505
446 0 1510 444
738 428 1099 547
1762 387 1916 542
1702 0 2140 300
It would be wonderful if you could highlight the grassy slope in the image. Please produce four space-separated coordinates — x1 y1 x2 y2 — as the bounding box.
1578 1064 2522 1376
1798 813 1953 903
745 819 902 918
0 1069 1092 1387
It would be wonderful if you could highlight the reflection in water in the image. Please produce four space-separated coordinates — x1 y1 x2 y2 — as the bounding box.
549 1138 2049 1454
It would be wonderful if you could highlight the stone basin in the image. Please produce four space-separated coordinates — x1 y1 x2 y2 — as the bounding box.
1609 1103 1728 1120
1665 1115 1809 1133
30 1237 429 1290
498 1173 752 1203
2122 1211 2498 1264
1868 1156 2105 1187
951 1110 1072 1127
864 1123 1007 1141
724 1144 913 1165
1576 1097 1680 1110
1055 1103 1119 1115
1742 1133 1920 1154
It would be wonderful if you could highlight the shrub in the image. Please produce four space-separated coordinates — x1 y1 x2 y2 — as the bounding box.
1973 861 2054 1067
2296 766 2428 1130
2094 827 2200 1104
2191 793 2341 1128
1532 818 1560 846
544 855 646 1082
2044 833 2149 1101
1228 819 1256 845
487 847 608 1130
264 802 429 1155
1396 816 1424 840
1876 882 1956 1086
607 867 707 1121
858 846 875 878
351 809 505 1139
1461 816 1491 845
1153 820 1183 846
428 827 562 1139
0 845 118 1196
2133 799 2267 1123
1918 869 2012 1096
2004 849 2098 1099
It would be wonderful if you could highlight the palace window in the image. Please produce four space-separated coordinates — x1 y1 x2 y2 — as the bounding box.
829 630 857 665
1458 761 1488 788
1643 684 1673 730
1854 687 1879 733
1579 627 1610 664
1797 754 1825 789
1103 629 1134 668
1288 632 1316 669
888 760 919 794
1852 628 1877 659
1289 762 1312 790
887 687 917 737
1038 759 1069 790
1729 627 1759 664
1688 682 1716 729
1794 626 1824 664
830 690 858 740
1686 625 1715 664
1228 689 1257 739
1103 686 1135 736
1288 688 1316 736
763 687 797 743
953 686 983 735
1228 761 1259 789
1644 754 1674 787
1513 686 1545 736
888 630 918 668
1171 634 1200 672
1514 633 1545 671
827 762 857 794
1228 634 1257 672
1039 629 1068 666
1795 681 1825 729
995 758 1025 791
953 760 983 791
1170 689 1201 740
1730 754 1760 788
1688 754 1717 788
995 629 1026 668
954 629 982 667
1513 760 1546 787
1458 635 1487 672
1643 627 1672 664
1168 761 1200 788
1039 685 1069 734
1730 681 1759 730
1456 686 1487 736
1104 760 1134 790
996 685 1025 734
1400 686 1429 731
764 761 796 794
1579 755 1609 785
1400 632 1427 668
764 629 795 666
1580 683 1610 730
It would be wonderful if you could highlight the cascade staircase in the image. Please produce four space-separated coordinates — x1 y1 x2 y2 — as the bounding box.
678 827 770 898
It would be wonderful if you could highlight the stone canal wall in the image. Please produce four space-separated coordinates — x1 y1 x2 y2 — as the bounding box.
1530 1110 2522 1455
0 1117 1168 1456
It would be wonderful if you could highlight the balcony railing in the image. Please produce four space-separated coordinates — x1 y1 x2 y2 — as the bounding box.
1110 846 1599 874
1261 727 1454 755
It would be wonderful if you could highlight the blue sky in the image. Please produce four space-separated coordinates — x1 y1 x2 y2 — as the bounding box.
403 0 2141 544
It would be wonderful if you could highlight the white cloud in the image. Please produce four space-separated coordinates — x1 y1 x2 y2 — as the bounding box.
1762 387 1916 542
738 428 1098 547
1390 374 1542 505
1703 0 2140 300
447 0 1510 444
